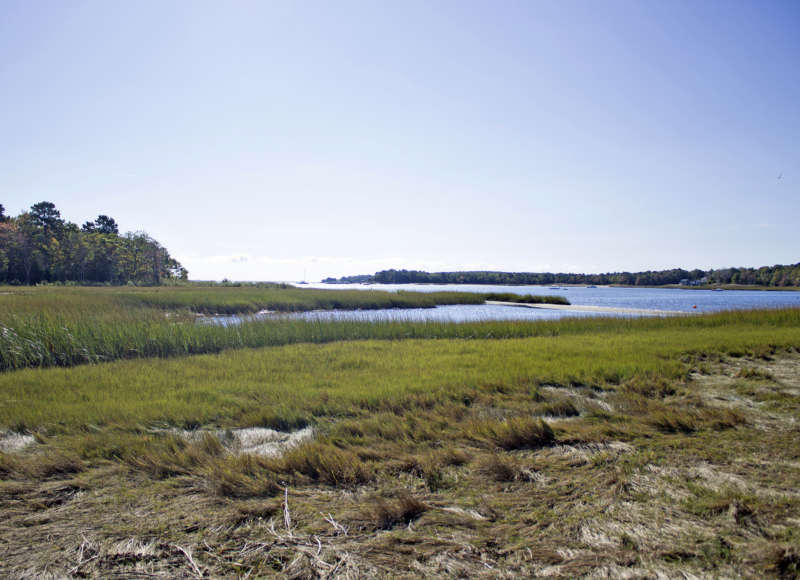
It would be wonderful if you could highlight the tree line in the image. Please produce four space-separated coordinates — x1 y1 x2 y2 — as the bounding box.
0 201 187 285
324 264 800 287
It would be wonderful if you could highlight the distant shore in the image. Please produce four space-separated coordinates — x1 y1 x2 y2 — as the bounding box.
321 281 800 292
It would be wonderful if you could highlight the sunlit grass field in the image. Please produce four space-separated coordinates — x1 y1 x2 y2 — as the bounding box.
1 308 798 432
1 285 799 577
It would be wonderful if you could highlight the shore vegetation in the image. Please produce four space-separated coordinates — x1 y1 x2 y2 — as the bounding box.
0 201 186 285
325 262 800 288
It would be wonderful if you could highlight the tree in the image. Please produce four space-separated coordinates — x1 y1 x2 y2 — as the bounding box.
0 204 186 285
13 213 39 284
0 220 20 280
30 201 64 233
83 215 119 235
95 215 119 235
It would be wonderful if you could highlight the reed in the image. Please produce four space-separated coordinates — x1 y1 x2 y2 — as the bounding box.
1 306 798 433
2 284 799 372
116 286 487 313
482 292 570 305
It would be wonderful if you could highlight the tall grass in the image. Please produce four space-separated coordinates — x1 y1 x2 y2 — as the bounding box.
1 306 799 433
1 284 799 372
483 292 570 305
116 286 488 314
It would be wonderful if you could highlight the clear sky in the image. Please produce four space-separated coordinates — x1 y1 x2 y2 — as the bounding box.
1 0 798 281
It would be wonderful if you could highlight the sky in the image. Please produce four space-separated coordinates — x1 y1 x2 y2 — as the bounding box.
1 0 798 281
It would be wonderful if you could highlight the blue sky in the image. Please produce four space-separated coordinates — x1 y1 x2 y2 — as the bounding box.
1 0 797 281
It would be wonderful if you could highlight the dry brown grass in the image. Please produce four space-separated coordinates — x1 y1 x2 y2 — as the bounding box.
467 416 555 450
277 441 375 486
371 492 429 530
1 348 799 577
473 453 521 482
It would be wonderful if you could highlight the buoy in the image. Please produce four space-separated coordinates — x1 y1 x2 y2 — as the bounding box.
693 305 697 309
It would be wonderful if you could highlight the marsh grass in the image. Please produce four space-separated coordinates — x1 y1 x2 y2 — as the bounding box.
2 284 799 373
735 367 775 381
118 286 488 314
371 493 429 529
536 397 581 417
467 416 555 450
2 335 800 576
2 288 800 577
473 453 523 482
648 405 747 433
279 441 374 486
483 292 570 305
0 285 569 371
2 307 799 432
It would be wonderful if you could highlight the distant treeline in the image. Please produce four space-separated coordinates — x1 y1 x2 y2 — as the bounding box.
324 264 800 287
0 201 187 285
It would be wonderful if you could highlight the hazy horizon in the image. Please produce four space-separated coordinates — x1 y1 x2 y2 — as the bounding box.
2 1 798 282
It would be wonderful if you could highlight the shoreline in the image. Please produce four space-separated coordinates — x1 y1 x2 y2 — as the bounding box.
319 282 800 292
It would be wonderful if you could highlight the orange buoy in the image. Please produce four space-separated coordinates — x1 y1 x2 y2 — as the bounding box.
692 305 697 309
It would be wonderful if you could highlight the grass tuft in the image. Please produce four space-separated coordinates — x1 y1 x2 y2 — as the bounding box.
468 416 555 450
473 453 521 482
372 493 429 529
277 441 374 486
537 397 581 417
622 376 677 398
735 367 775 381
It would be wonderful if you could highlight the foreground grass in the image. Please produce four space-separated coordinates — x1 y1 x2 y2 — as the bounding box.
1 310 799 577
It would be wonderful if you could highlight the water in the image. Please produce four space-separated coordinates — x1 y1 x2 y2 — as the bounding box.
204 283 800 325
300 283 800 312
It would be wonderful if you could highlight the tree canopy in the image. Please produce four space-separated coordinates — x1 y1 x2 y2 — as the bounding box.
0 201 187 285
324 265 800 288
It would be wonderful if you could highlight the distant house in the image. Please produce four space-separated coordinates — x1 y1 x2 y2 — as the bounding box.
680 277 708 286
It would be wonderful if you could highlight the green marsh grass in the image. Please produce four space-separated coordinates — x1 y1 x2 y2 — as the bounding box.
2 297 800 577
1 285 565 371
482 292 570 305
1 307 799 433
116 285 488 314
2 287 798 374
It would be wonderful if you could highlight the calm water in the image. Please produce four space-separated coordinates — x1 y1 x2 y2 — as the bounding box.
300 282 800 311
205 284 800 325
